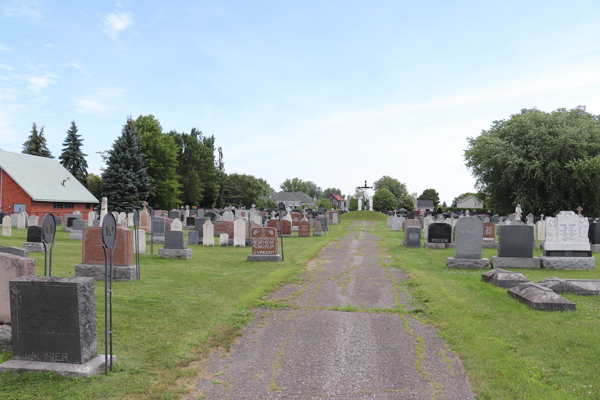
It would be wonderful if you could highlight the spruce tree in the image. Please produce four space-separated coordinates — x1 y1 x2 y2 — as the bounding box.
59 121 89 187
22 122 53 158
101 117 150 212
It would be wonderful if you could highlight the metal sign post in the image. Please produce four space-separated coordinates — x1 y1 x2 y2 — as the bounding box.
41 213 56 277
278 202 285 261
102 213 116 374
133 210 140 280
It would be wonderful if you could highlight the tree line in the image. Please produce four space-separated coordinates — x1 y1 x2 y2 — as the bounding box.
22 116 278 212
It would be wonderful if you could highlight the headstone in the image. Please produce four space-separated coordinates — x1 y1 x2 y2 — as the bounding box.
168 210 180 220
186 217 195 227
204 211 218 222
164 231 185 249
2 216 11 236
405 227 421 247
195 217 208 238
140 202 149 232
482 222 496 241
544 211 590 252
428 223 452 243
75 227 136 281
171 219 183 231
220 233 229 247
17 213 27 229
233 220 246 247
0 253 36 323
526 213 534 224
8 276 98 363
132 229 146 254
498 225 534 257
315 221 323 236
11 214 18 227
299 220 311 237
0 245 28 258
481 268 530 288
537 277 600 296
248 227 280 261
203 220 214 246
118 212 127 227
222 210 234 222
152 217 166 237
28 215 39 227
188 231 198 246
291 212 301 227
454 217 483 259
87 211 96 225
26 226 43 243
508 282 575 311
72 220 85 231
214 221 234 238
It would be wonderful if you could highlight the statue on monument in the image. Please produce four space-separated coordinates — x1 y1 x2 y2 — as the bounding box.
515 204 522 221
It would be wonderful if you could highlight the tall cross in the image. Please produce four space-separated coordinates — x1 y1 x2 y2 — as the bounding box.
576 206 584 216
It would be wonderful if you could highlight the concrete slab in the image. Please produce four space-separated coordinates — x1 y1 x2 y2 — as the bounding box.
0 355 116 377
508 283 576 311
491 256 540 269
537 278 600 296
481 268 529 288
447 257 490 269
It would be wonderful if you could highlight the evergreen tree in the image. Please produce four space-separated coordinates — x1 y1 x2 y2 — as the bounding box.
59 121 88 187
22 122 53 158
101 117 150 212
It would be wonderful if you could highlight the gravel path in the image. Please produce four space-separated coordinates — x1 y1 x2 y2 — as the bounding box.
189 221 474 399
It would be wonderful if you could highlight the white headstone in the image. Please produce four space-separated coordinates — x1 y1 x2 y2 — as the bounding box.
203 220 214 246
537 219 546 241
223 210 234 222
132 229 146 254
17 213 27 229
234 219 246 247
332 212 339 224
119 212 127 227
171 219 183 231
544 211 590 251
392 216 403 231
28 215 39 227
423 216 434 239
252 216 261 226
100 197 108 223
283 212 292 223
220 233 229 247
88 211 96 225
2 216 11 236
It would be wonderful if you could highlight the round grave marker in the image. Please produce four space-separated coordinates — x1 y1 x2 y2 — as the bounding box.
102 213 117 249
42 213 56 244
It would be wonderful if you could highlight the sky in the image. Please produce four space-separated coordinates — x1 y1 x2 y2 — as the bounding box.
2 0 600 205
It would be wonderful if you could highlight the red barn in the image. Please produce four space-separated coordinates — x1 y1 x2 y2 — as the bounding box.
0 149 98 219
327 193 345 208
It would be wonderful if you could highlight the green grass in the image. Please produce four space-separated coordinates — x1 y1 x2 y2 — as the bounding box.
375 222 600 400
0 225 347 400
343 210 388 221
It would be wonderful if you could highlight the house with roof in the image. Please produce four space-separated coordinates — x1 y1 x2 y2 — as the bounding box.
327 193 345 209
0 149 99 218
260 191 316 208
416 199 434 213
456 195 483 209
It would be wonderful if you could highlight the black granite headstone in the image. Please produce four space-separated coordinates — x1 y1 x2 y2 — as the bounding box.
164 231 185 249
186 217 195 227
0 212 7 223
498 225 534 258
204 211 217 222
10 276 97 364
593 220 600 245
428 223 452 243
195 217 208 237
406 227 421 247
67 217 77 227
27 226 43 243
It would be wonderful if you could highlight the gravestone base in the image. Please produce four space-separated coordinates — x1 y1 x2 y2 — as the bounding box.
159 248 192 259
152 235 165 244
314 232 324 236
591 244 600 253
0 325 10 352
62 226 72 233
68 231 83 240
424 242 449 249
247 254 281 262
23 242 44 252
0 355 116 378
481 268 529 288
508 283 576 311
75 264 137 281
491 256 541 269
482 241 498 249
0 246 28 258
447 257 490 269
540 256 596 270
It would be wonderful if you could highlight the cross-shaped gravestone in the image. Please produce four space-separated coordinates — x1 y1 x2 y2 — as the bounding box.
576 206 584 216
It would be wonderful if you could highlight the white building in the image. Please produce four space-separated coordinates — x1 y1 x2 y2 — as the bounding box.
456 195 484 209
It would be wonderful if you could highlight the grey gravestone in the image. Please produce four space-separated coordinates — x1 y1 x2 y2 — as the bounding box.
481 269 529 288
72 220 86 231
319 216 329 231
152 217 165 235
9 276 97 364
26 226 43 243
92 220 101 227
508 283 575 311
455 217 483 259
0 246 28 258
498 225 534 258
204 211 218 221
195 217 208 237
428 223 452 243
168 210 180 220
537 278 600 296
491 216 499 223
188 231 198 246
164 231 185 250
54 216 62 226
406 227 421 247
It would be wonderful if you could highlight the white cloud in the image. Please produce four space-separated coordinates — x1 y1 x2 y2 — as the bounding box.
0 43 13 52
0 64 13 71
2 0 42 21
74 87 123 114
64 63 83 71
102 12 135 39
26 73 57 92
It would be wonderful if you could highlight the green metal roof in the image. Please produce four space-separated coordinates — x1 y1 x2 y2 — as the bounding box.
290 191 316 205
0 150 99 203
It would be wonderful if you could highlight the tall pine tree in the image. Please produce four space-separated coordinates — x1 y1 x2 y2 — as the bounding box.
22 122 53 158
101 117 150 212
59 121 88 187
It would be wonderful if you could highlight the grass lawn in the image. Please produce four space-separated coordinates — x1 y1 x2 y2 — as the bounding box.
2 212 599 400
0 222 347 400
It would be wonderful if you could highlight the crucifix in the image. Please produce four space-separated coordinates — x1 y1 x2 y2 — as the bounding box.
576 206 583 216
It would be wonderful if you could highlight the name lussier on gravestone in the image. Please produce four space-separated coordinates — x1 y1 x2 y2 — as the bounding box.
447 216 490 268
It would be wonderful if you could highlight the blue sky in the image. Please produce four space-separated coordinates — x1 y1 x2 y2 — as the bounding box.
2 1 600 205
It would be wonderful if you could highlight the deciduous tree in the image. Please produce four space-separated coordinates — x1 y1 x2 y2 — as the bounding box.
373 188 396 212
418 189 440 207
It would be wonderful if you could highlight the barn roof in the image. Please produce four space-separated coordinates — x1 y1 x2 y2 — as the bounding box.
0 149 99 203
